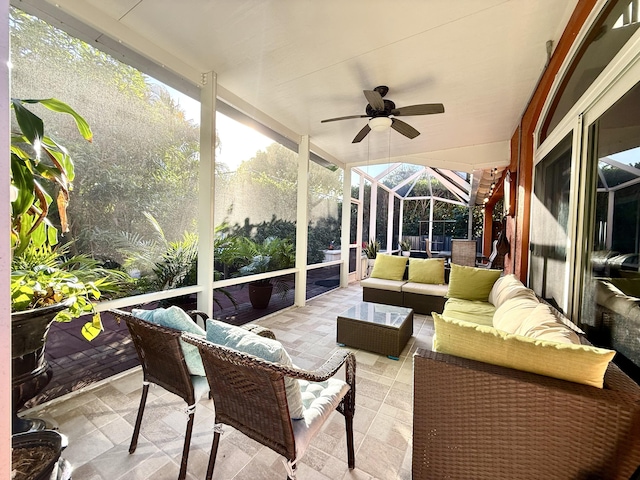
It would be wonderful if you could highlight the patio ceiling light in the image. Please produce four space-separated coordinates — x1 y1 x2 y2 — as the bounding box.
369 116 393 131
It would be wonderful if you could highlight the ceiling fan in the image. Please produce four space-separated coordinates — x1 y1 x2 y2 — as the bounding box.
321 85 445 143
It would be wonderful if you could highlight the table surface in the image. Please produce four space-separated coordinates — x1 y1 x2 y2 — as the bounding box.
338 301 413 328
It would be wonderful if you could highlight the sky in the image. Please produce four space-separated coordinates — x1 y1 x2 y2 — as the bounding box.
166 84 273 171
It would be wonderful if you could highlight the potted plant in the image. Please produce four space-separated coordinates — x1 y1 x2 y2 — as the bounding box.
400 239 412 257
9 98 131 433
236 237 295 309
363 239 380 276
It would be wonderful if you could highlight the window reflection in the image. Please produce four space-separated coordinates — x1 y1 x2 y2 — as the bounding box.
582 81 640 378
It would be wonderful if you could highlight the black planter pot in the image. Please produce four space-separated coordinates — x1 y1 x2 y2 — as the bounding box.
248 282 273 309
12 430 71 480
12 300 73 434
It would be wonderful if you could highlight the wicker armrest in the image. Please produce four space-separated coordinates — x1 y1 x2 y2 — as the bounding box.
412 348 640 480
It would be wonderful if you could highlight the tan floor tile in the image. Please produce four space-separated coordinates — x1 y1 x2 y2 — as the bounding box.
26 283 423 480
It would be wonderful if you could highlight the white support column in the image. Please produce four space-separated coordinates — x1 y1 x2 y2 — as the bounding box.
399 199 404 243
606 191 614 249
294 135 310 306
429 196 434 251
341 167 352 287
369 181 378 245
197 72 216 318
468 206 473 239
387 190 394 252
1 0 11 461
357 176 365 278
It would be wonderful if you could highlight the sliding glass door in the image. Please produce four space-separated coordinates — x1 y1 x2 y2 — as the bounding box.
580 81 640 377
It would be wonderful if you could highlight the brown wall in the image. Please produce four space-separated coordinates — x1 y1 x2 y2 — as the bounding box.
510 0 599 282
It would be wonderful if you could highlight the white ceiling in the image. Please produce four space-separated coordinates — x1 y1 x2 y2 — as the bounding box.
23 0 578 175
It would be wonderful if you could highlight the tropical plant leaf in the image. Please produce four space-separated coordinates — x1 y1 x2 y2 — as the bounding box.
81 313 103 341
22 98 93 141
11 98 44 145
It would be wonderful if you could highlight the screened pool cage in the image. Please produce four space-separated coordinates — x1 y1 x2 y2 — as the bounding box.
352 162 477 257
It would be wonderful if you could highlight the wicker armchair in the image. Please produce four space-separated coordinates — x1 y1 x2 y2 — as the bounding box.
112 309 275 480
182 333 356 480
412 348 640 480
450 239 477 267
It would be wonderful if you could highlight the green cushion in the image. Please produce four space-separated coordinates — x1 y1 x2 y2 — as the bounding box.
206 319 305 419
370 254 408 281
441 297 495 326
408 258 445 284
132 307 206 376
432 313 615 388
446 264 502 302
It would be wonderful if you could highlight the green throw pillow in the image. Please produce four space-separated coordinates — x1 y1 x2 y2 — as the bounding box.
370 254 408 281
432 313 615 388
446 264 502 302
206 319 305 420
408 258 445 284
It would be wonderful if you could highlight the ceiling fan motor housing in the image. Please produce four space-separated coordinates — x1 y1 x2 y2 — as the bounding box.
366 99 396 117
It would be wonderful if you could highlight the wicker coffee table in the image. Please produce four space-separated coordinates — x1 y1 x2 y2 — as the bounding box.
337 302 413 359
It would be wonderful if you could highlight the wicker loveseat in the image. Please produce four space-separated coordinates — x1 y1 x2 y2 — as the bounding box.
412 267 640 479
360 255 449 314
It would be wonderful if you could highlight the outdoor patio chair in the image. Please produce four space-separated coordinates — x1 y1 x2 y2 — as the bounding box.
112 308 275 480
451 239 477 267
476 239 499 269
182 333 356 480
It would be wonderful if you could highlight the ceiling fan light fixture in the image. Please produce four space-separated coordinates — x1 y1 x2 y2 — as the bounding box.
369 116 392 131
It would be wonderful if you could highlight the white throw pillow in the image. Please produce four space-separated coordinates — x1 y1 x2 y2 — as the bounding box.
488 274 535 308
514 304 581 344
492 295 540 333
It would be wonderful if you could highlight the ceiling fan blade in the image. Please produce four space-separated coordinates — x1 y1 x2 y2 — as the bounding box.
392 103 445 116
352 124 371 143
321 114 369 123
363 89 385 111
391 118 420 139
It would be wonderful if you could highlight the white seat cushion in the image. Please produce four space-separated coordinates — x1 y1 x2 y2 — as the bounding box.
402 282 449 296
360 277 406 292
292 378 350 459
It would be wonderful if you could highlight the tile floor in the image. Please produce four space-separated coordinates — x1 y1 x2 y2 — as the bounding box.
22 283 435 480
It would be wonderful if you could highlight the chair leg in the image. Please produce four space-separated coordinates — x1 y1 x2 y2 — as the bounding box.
178 408 196 480
129 382 149 454
345 412 355 469
206 428 221 480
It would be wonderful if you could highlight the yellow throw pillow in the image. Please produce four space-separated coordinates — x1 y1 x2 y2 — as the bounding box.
408 258 445 284
432 313 615 388
370 254 408 281
446 264 502 302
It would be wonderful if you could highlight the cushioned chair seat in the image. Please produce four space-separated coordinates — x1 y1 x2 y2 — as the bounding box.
402 282 449 296
360 277 406 292
294 379 350 459
441 297 495 326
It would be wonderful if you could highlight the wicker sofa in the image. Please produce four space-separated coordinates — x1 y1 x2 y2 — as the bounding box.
412 267 640 480
360 255 449 314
